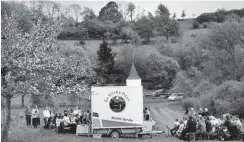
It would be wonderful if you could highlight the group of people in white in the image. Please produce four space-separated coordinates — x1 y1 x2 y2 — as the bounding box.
25 105 91 133
169 107 243 140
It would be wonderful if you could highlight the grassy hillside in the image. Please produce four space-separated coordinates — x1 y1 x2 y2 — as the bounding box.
9 19 211 108
178 18 195 31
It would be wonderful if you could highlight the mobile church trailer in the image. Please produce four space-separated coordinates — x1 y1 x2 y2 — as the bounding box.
91 58 146 138
91 86 143 138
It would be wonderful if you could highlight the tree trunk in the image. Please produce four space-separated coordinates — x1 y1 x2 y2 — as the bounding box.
21 95 25 107
1 97 11 142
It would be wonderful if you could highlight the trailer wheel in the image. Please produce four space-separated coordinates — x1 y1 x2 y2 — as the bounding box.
110 130 120 138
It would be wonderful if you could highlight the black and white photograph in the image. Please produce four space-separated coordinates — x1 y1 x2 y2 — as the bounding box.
1 0 244 141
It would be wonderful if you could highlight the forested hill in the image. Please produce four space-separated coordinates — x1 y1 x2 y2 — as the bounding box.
196 8 244 24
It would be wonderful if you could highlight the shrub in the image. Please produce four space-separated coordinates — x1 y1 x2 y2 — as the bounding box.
196 13 217 24
30 94 54 108
120 27 135 43
192 21 200 29
190 34 197 37
79 39 86 49
111 34 119 45
203 23 208 28
136 51 180 90
192 80 215 97
58 27 82 40
157 43 174 57
214 99 231 116
131 32 140 44
170 38 178 43
171 72 194 97
213 81 244 116
182 98 199 109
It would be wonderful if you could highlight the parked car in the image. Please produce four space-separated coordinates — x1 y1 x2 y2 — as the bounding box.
152 89 170 99
168 93 184 101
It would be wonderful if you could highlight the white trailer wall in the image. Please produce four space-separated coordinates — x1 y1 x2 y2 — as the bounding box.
91 86 143 129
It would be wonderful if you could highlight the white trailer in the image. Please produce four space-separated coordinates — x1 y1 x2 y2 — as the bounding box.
91 86 144 138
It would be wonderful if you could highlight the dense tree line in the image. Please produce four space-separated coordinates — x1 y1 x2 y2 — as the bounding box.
196 8 244 24
56 1 181 44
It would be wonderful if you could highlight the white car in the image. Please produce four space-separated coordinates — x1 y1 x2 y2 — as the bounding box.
168 93 183 101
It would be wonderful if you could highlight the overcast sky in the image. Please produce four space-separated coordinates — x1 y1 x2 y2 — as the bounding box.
56 1 244 19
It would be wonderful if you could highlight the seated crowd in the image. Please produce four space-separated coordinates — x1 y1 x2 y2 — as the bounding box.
42 106 91 134
170 107 243 141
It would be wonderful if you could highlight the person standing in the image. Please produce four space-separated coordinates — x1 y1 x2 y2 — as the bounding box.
43 107 51 128
84 110 90 124
198 108 204 116
25 106 32 126
183 109 189 120
32 105 39 128
48 107 52 114
188 108 196 119
143 107 147 120
145 108 151 121
64 107 69 115
233 115 242 132
205 116 212 133
73 106 79 116
203 108 210 117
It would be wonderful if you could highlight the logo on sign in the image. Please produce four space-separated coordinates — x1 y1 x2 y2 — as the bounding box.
109 96 126 113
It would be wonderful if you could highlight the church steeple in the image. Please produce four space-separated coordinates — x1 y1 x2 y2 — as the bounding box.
126 48 141 86
127 53 141 79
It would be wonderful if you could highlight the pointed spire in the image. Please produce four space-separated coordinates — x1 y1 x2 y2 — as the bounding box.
127 46 141 79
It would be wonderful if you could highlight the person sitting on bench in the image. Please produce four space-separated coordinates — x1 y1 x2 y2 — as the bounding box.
44 114 55 129
224 115 238 140
63 113 76 133
186 116 197 133
176 120 185 138
170 119 180 136
180 116 196 140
